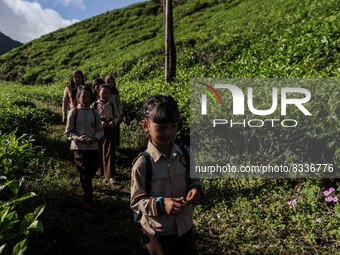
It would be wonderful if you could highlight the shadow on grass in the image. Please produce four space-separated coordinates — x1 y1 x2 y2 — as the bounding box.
26 179 143 255
38 135 74 162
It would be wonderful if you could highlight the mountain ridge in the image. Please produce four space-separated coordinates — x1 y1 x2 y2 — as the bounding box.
0 31 22 55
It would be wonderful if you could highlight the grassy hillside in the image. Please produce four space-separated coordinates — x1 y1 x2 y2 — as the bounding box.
0 0 339 84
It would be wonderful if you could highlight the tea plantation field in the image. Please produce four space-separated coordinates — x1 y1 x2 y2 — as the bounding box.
0 0 339 254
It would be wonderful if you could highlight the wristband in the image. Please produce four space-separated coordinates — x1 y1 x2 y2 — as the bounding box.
156 196 164 214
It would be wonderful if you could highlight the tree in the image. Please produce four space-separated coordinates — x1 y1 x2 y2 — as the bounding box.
163 0 176 83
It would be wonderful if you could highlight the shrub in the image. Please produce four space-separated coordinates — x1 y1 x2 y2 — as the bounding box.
0 132 42 179
0 177 45 255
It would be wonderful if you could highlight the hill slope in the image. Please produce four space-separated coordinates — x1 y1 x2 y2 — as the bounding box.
0 31 22 55
0 0 338 86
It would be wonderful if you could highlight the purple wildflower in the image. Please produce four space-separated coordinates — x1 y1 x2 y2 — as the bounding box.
323 190 330 196
328 187 335 194
288 199 297 205
328 187 335 192
316 217 322 223
333 196 338 203
323 187 335 197
325 196 333 202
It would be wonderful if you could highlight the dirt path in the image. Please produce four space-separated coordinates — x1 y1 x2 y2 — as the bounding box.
25 102 143 255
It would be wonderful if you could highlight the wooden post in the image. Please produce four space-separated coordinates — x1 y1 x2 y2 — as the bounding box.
164 0 176 83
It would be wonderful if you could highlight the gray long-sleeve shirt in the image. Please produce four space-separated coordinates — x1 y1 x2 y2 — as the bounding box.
64 104 104 150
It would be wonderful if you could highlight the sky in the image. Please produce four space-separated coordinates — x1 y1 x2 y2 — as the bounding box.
0 0 147 43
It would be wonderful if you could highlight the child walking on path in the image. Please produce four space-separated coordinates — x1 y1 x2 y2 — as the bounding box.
130 95 203 255
64 86 104 210
62 70 86 124
92 84 120 184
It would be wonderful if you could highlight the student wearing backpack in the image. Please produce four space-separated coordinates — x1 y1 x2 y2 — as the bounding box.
64 86 103 210
130 95 203 255
62 70 86 124
92 84 120 184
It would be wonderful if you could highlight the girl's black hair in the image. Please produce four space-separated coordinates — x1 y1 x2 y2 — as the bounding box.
70 70 85 87
69 70 85 100
143 95 180 124
93 78 105 88
99 84 112 92
104 75 119 95
76 85 93 99
92 78 105 99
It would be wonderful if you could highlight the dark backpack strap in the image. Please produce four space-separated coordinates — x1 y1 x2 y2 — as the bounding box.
110 102 115 112
142 151 152 195
131 151 152 195
179 145 190 180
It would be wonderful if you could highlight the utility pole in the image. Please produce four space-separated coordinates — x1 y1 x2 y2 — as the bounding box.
164 0 176 83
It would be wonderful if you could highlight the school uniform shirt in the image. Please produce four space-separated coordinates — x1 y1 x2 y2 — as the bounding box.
93 100 120 126
131 141 203 237
64 104 104 150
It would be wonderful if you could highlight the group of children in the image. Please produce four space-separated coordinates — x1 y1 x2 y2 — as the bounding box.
63 70 123 209
62 70 203 254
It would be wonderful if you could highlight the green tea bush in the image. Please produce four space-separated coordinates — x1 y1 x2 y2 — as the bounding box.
0 132 41 179
0 81 59 136
0 177 44 255
120 121 145 150
0 106 50 137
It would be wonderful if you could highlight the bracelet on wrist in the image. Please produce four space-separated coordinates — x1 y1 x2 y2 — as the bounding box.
156 196 165 214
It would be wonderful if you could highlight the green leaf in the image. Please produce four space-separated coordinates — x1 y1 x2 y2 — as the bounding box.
27 220 44 234
10 239 27 255
20 205 45 235
1 211 20 233
0 244 6 254
0 180 14 193
5 192 36 208
0 207 10 223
